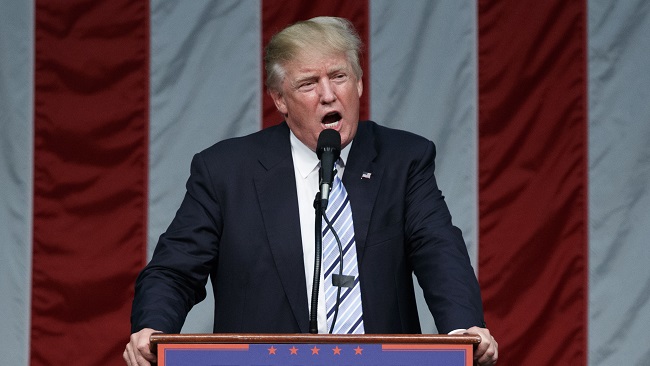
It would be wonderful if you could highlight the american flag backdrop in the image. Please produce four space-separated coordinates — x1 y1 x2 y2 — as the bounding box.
1 1 649 365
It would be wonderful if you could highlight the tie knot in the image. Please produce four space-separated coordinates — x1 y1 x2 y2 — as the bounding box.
333 158 344 180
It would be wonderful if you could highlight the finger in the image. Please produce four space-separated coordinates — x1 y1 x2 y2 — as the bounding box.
470 335 489 359
477 346 497 365
134 352 152 366
477 338 498 366
466 328 491 358
124 343 140 366
136 342 156 364
126 338 153 366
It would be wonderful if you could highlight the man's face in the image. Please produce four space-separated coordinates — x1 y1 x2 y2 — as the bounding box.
270 49 363 151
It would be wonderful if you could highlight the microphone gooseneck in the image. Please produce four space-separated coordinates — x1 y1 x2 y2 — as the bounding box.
309 194 323 334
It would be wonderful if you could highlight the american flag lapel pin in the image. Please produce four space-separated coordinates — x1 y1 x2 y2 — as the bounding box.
361 172 372 179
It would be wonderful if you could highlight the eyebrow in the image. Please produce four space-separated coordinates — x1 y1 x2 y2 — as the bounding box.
326 65 347 74
292 65 348 84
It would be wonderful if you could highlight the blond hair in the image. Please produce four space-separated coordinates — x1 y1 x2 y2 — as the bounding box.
264 16 363 92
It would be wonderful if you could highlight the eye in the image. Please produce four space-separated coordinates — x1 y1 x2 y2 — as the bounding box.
297 80 316 91
332 73 347 83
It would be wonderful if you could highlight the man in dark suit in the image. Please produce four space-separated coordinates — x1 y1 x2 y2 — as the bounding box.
124 16 497 366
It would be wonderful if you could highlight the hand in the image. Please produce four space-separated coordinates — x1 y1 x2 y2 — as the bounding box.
467 326 498 365
123 328 160 366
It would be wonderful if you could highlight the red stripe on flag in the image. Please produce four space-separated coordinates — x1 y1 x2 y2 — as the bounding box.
477 0 588 364
261 0 370 129
32 1 149 365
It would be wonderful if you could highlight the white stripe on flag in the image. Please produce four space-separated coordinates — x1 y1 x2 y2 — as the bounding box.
0 0 33 365
588 1 650 364
149 0 262 333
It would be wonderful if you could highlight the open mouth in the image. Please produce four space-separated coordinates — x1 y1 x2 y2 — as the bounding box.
322 112 342 128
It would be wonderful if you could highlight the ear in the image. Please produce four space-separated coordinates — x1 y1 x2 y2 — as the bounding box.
356 78 363 98
269 90 288 116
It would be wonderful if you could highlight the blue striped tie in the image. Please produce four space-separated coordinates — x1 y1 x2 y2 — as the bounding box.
322 173 364 334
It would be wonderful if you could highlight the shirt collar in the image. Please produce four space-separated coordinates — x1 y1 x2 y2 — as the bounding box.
290 131 352 179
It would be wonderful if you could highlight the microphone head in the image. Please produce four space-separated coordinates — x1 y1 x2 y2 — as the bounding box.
316 129 341 159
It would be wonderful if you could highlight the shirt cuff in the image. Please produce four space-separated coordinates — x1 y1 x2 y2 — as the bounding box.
448 328 467 335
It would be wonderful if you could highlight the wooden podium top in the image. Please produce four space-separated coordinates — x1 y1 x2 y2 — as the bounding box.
151 332 482 347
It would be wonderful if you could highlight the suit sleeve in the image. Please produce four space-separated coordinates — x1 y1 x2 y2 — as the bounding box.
404 140 485 333
130 153 222 333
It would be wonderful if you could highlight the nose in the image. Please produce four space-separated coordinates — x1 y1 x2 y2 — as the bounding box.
319 80 336 104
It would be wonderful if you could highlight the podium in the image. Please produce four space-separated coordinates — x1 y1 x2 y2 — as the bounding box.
151 333 481 366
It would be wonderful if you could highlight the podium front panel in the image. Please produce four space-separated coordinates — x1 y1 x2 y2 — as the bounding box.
152 334 480 366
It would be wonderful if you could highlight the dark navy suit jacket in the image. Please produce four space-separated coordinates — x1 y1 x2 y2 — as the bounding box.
131 121 484 334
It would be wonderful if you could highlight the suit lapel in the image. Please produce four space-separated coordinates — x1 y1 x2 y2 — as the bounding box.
343 122 383 263
254 123 309 332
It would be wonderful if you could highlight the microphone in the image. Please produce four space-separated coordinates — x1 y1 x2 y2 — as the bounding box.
316 129 341 209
